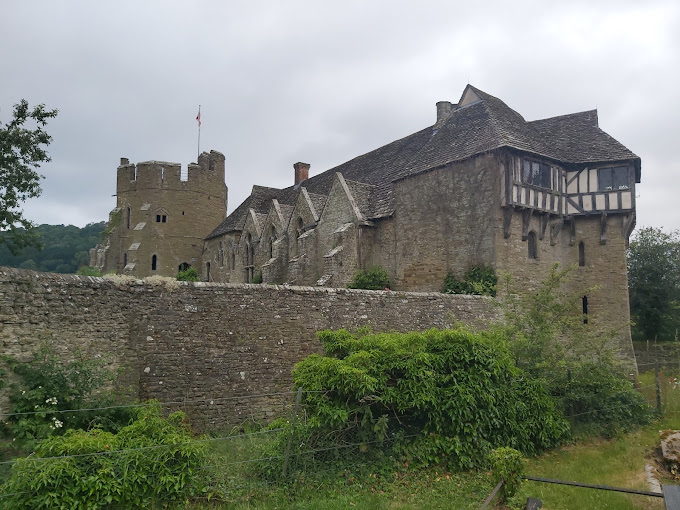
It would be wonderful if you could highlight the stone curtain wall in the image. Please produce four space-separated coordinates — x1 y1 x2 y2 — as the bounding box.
0 268 496 429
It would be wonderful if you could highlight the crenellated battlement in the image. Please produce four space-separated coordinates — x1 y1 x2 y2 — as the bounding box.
116 151 226 194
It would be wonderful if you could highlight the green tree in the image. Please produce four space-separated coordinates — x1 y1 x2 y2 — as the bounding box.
0 100 58 254
627 227 680 341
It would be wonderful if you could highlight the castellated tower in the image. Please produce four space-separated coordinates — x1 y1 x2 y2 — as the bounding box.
91 150 227 278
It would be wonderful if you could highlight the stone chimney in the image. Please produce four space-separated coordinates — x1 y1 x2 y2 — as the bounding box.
435 101 455 128
294 162 310 185
120 157 129 166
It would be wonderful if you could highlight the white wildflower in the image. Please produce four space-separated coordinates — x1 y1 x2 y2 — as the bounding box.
45 397 58 405
52 417 63 429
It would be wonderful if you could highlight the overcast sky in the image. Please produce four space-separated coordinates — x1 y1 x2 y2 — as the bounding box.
2 0 679 233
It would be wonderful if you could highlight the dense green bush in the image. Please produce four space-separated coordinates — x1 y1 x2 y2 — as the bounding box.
488 447 525 502
347 266 391 290
550 363 651 436
442 266 497 296
2 349 133 450
289 328 568 472
177 267 200 281
1 404 209 509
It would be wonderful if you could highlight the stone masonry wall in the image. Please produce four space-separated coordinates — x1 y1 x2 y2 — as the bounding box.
0 268 496 430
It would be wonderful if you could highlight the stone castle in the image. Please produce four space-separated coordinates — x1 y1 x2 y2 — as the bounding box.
92 84 640 353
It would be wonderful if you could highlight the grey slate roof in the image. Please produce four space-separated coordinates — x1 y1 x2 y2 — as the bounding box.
206 85 640 239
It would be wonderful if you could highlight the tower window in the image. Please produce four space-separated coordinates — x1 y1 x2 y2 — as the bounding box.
126 206 131 229
578 242 585 267
151 255 157 271
123 253 127 267
527 231 538 260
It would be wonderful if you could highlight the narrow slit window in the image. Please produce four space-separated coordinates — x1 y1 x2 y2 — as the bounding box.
151 255 157 271
582 296 588 324
578 242 585 267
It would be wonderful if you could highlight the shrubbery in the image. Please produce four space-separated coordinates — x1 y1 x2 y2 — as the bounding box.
488 447 525 502
496 263 652 435
442 266 497 296
347 266 391 290
550 362 650 436
1 404 209 509
287 328 568 472
2 348 133 450
177 266 200 281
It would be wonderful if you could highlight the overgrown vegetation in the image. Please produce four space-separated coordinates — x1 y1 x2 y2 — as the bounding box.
488 447 525 503
494 264 652 436
1 347 133 450
442 265 497 296
177 266 200 281
347 266 391 290
0 222 106 273
252 270 263 284
1 404 209 509
281 328 567 475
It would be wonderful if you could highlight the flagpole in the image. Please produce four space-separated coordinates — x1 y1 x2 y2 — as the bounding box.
197 105 201 159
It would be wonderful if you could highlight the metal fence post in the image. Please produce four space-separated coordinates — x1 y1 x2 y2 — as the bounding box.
655 362 662 413
282 387 303 478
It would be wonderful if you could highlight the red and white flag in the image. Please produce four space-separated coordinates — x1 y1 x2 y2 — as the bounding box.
196 109 201 127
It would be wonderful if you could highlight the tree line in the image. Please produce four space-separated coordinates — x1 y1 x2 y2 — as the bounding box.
0 222 105 274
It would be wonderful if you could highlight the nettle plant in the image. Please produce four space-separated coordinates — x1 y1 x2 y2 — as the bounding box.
2 348 133 449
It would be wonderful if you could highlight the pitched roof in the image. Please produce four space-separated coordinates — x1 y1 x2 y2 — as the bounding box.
206 85 640 238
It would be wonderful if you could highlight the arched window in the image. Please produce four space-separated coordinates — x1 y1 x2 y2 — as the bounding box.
296 217 304 238
206 262 211 282
578 242 585 267
293 217 304 256
582 296 588 324
151 254 157 271
179 262 190 272
527 231 538 260
269 226 277 259
245 233 254 283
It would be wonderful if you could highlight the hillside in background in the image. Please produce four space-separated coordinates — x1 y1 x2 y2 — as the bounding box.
0 222 105 274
